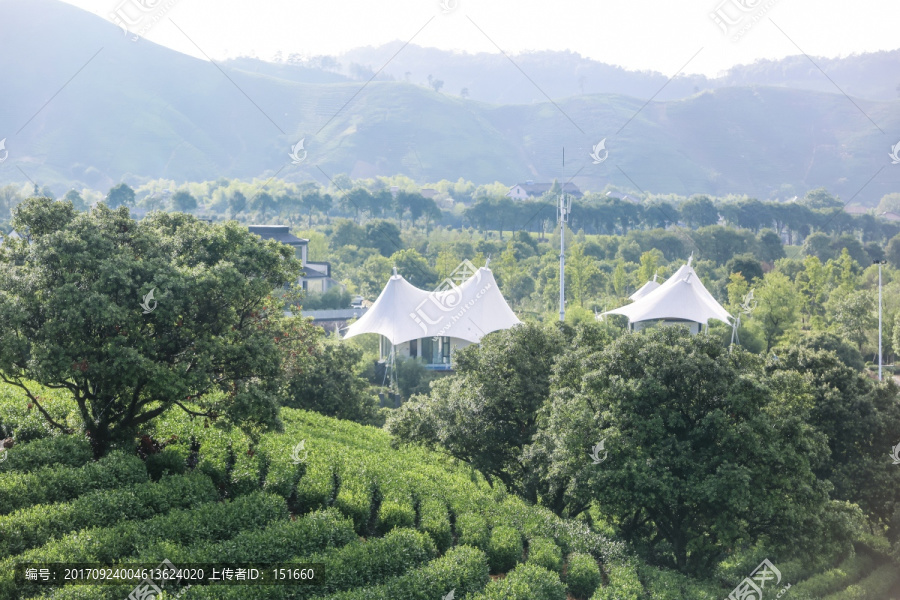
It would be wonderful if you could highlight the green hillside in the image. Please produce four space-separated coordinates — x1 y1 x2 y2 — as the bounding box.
1 381 898 600
2 0 899 201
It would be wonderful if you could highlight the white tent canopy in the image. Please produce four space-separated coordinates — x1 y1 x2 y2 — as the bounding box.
629 275 660 301
344 267 521 345
603 262 732 325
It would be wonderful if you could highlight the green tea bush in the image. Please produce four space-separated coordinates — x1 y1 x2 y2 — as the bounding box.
526 537 563 573
0 451 147 515
328 545 490 600
488 525 523 573
375 498 416 535
790 553 874 599
474 563 567 600
457 512 490 551
144 446 187 481
591 562 643 600
637 564 721 600
419 497 452 553
0 434 92 474
0 472 216 555
565 553 602 600
823 564 900 600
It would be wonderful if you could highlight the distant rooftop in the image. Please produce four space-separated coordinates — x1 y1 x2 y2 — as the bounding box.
248 225 308 246
509 182 583 198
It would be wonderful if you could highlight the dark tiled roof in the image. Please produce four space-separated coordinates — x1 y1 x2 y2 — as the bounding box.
248 226 308 246
510 182 583 197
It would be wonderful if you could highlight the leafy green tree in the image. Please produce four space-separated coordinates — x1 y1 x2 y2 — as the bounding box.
171 190 198 213
568 243 601 308
364 219 403 257
533 328 830 574
750 270 798 350
282 331 381 426
635 250 662 284
726 253 763 282
679 196 718 228
228 190 247 216
388 323 568 503
63 189 89 212
767 348 900 525
828 290 875 353
795 255 831 329
886 233 900 269
0 198 303 458
757 229 786 263
389 248 437 289
802 188 842 210
106 183 135 209
330 219 367 250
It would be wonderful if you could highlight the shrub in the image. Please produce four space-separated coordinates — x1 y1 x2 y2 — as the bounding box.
420 498 452 553
0 472 216 556
328 545 490 600
475 563 567 600
457 512 490 550
144 446 187 481
376 499 416 535
0 434 92 474
789 553 873 600
591 562 643 600
527 537 563 573
566 553 602 600
0 451 147 515
488 525 523 574
823 564 899 600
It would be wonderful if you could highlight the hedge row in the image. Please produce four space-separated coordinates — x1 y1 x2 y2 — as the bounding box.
180 527 439 600
473 563 567 600
790 553 874 599
326 545 490 600
2 492 288 598
822 564 900 600
634 564 723 600
0 451 147 515
0 472 217 556
0 434 92 474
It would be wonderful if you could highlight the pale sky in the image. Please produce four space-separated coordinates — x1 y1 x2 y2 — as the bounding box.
62 0 900 77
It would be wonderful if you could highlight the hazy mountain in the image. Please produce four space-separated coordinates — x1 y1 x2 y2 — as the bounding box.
1 0 898 204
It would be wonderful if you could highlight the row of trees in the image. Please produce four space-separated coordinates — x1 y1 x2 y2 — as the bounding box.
389 322 900 575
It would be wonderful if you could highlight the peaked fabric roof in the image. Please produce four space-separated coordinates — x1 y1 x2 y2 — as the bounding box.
603 262 732 325
629 277 660 301
344 267 521 345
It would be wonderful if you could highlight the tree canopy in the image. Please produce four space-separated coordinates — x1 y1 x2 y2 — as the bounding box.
0 198 304 457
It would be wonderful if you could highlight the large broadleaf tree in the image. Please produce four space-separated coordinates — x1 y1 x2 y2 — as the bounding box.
0 197 304 457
